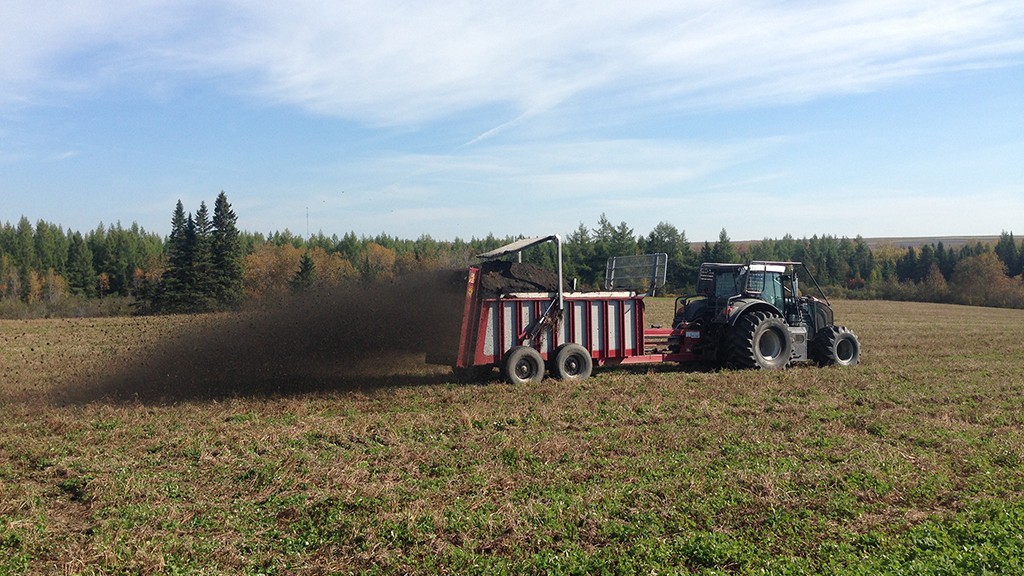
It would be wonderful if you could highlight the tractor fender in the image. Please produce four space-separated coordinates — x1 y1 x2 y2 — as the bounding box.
725 299 783 326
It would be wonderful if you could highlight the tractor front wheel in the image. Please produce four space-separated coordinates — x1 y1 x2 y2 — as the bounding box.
502 345 545 384
813 326 861 366
728 311 793 370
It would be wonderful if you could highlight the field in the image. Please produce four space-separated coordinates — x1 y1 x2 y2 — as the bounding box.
2 299 1024 574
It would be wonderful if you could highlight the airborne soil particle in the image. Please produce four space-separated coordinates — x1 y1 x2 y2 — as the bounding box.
58 272 466 405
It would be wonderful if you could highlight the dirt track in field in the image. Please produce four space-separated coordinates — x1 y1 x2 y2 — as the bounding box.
55 272 466 405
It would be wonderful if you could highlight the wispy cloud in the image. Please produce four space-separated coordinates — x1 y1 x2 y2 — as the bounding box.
3 1 1022 122
242 135 786 238
48 150 80 161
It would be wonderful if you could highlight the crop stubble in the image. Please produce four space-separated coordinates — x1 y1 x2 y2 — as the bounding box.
1 295 1023 573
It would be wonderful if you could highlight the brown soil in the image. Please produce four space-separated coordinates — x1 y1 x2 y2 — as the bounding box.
478 261 567 297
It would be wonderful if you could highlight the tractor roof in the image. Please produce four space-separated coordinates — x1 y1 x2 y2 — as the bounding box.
700 261 797 274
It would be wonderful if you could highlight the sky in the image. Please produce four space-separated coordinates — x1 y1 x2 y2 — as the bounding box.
2 1 1023 243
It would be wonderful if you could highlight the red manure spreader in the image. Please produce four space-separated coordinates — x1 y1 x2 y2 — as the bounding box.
428 235 860 384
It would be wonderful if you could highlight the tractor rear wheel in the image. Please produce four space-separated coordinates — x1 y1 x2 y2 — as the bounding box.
502 345 545 384
812 326 861 366
551 343 593 381
728 311 792 370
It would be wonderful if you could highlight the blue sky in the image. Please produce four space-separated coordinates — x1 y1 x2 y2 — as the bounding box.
2 1 1023 243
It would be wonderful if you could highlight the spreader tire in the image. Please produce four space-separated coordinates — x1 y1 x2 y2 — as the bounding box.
502 346 545 384
728 311 792 370
551 343 593 381
813 326 861 367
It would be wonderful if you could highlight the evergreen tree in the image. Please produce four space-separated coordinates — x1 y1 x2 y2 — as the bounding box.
13 217 35 298
610 221 637 258
66 232 97 297
156 200 192 312
589 214 638 286
87 223 109 283
700 241 713 263
711 228 737 263
192 201 215 308
34 220 66 275
290 251 317 293
212 192 244 308
335 231 362 262
590 214 617 284
182 213 198 296
935 241 955 280
564 223 595 288
748 238 779 262
896 246 917 282
644 222 695 292
0 222 13 260
994 231 1021 277
13 216 36 271
851 236 874 281
98 223 131 295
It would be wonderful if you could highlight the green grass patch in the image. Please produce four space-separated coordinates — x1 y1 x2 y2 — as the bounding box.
1 301 1023 573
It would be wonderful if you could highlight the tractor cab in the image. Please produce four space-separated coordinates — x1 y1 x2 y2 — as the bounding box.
675 262 792 325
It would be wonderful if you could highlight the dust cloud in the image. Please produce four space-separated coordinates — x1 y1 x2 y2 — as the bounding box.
57 271 467 405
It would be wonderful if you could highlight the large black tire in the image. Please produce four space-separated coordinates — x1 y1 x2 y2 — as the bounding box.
502 345 545 384
727 311 792 370
551 343 593 381
812 326 861 366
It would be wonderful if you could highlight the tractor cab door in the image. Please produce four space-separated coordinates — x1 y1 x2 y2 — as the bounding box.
744 266 785 313
760 272 785 313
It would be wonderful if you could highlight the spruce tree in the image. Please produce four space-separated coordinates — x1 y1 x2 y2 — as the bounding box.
34 220 66 275
182 213 198 303
211 191 243 308
66 232 97 297
192 201 215 309
995 231 1021 277
290 251 316 294
700 241 713 264
157 200 191 312
711 228 737 263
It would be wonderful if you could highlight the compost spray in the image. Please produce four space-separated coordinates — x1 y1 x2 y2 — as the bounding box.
61 272 465 404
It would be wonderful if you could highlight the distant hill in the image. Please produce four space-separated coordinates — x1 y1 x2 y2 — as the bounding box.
691 236 1001 252
859 236 1000 249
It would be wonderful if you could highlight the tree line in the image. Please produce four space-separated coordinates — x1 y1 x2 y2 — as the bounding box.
3 204 1024 316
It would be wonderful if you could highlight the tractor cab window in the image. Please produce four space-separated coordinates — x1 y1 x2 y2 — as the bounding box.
760 272 785 312
714 270 741 298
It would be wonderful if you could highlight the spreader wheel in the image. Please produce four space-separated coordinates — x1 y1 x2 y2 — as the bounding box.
551 343 593 381
502 345 545 384
813 326 861 366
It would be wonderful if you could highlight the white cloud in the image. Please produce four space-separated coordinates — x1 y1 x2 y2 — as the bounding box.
0 1 192 104
251 136 786 239
3 0 1022 121
340 137 768 199
206 0 1024 123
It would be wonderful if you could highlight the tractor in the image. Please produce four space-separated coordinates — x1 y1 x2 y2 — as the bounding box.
667 261 861 369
